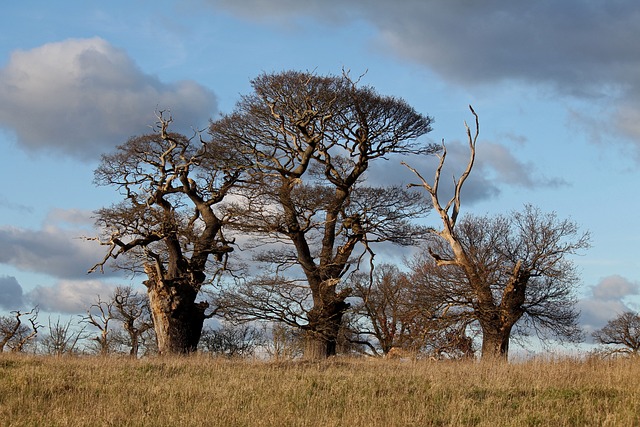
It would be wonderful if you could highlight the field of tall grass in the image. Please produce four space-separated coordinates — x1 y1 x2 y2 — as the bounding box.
1 354 639 426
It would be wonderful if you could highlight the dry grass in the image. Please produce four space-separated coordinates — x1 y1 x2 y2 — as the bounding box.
1 354 639 426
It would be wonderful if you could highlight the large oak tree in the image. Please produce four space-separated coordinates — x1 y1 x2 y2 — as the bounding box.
90 112 243 354
211 71 436 359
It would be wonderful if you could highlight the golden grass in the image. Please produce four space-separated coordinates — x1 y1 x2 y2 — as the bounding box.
1 354 639 426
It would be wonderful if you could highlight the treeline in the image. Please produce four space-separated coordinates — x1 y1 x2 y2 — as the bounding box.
1 296 639 359
1 70 621 361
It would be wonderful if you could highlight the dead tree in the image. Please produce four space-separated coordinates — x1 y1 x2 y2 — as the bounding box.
82 296 116 355
0 307 40 352
404 107 588 359
89 112 243 354
40 316 87 356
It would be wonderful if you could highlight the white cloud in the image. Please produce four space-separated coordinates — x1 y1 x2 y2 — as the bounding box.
0 37 217 160
476 142 567 189
579 275 640 338
591 275 639 301
0 195 33 215
27 279 117 314
368 137 564 208
614 100 640 157
44 209 96 230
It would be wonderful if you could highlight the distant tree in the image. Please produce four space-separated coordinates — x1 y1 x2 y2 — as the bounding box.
404 107 588 359
593 311 640 357
199 323 264 358
0 307 40 352
211 70 435 359
350 264 475 359
89 112 243 354
349 264 418 356
40 316 87 356
82 295 116 355
112 285 154 358
263 323 305 361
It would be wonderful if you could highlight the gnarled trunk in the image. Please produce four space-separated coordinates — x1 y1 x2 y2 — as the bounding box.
304 296 349 359
479 323 512 360
146 275 208 355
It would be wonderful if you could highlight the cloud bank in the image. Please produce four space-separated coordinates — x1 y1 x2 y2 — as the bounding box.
367 138 565 206
0 37 217 160
209 0 640 151
0 209 118 280
210 0 640 92
0 274 118 314
0 276 25 310
28 279 117 314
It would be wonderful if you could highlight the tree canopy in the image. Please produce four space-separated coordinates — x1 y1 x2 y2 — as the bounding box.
90 112 244 354
210 70 436 358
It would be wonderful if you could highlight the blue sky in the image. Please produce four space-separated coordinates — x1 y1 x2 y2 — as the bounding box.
0 1 639 345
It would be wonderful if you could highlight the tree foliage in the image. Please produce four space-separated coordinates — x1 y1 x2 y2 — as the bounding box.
86 75 591 360
349 264 475 359
199 323 264 358
409 207 588 358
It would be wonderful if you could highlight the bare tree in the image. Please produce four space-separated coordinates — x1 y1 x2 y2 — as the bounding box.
593 311 640 357
82 295 116 355
403 107 588 359
349 264 417 356
350 264 475 359
0 307 40 352
112 285 154 358
199 322 264 358
89 112 243 354
263 323 304 361
211 70 435 359
40 316 87 356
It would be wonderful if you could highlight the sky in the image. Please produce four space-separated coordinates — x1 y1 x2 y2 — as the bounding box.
0 0 639 349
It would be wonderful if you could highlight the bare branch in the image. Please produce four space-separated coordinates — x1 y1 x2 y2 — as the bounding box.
403 105 478 236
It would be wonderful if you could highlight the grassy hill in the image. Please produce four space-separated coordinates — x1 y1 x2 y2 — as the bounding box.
1 354 638 426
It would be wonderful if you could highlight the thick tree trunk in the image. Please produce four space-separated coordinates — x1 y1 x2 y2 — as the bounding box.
145 275 207 355
304 332 332 360
480 323 512 360
303 298 349 360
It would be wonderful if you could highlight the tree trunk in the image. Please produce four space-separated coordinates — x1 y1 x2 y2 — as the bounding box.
146 276 207 355
129 331 139 358
304 332 332 360
480 323 512 360
303 297 349 360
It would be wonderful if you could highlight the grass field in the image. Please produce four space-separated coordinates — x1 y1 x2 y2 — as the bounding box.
1 354 639 426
